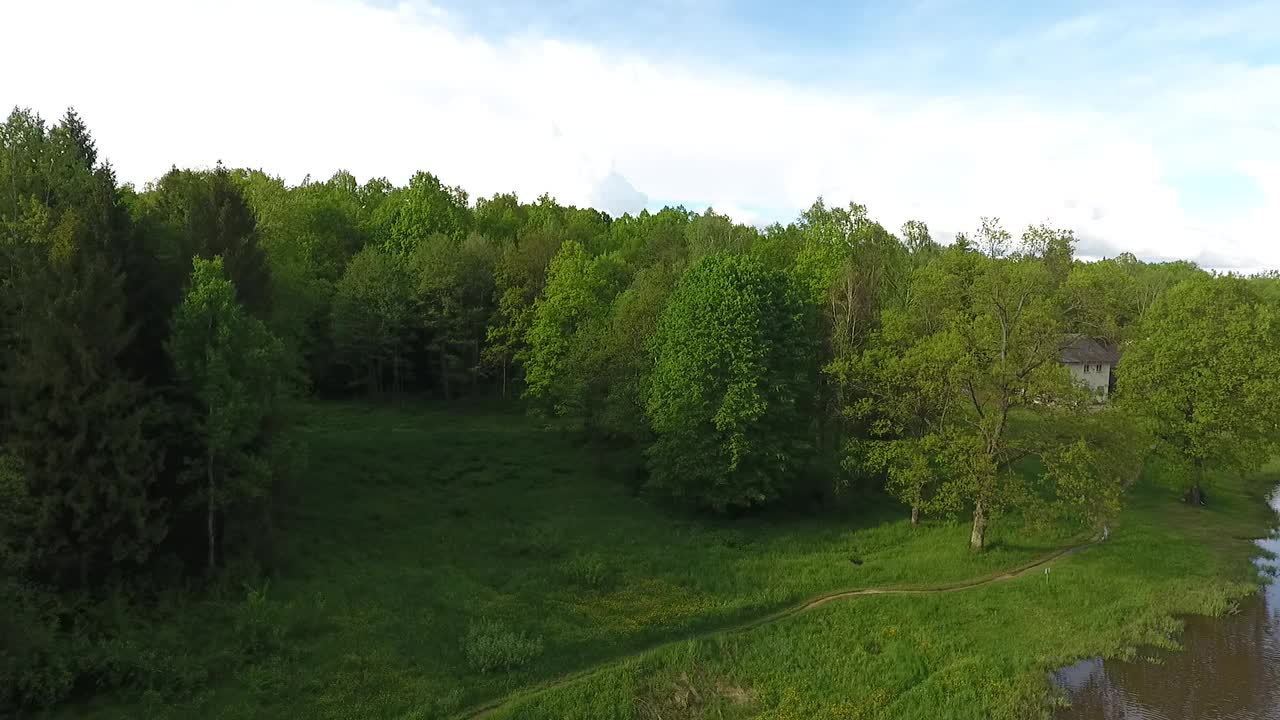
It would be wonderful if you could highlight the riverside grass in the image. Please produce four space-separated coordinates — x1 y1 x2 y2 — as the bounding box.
484 463 1279 720
51 402 1277 720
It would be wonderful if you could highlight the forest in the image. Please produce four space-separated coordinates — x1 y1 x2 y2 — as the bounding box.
3 107 1280 719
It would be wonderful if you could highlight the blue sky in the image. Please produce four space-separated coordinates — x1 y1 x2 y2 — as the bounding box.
429 0 1279 266
425 0 1275 96
3 0 1277 269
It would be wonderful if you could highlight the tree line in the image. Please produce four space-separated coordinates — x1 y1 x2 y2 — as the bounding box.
3 107 1280 712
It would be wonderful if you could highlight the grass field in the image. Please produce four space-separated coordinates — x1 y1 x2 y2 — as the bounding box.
487 461 1280 720
49 401 1278 720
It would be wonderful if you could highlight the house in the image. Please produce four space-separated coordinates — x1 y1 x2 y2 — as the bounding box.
1059 334 1120 401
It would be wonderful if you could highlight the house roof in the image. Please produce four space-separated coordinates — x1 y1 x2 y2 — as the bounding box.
1060 334 1121 364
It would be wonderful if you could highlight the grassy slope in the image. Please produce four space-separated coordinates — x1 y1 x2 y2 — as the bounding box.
51 402 1276 720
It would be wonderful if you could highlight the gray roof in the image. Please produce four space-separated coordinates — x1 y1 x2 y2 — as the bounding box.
1060 334 1120 364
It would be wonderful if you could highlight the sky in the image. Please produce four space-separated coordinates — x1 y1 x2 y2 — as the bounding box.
2 0 1277 271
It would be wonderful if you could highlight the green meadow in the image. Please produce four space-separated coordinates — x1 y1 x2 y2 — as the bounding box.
51 402 1276 720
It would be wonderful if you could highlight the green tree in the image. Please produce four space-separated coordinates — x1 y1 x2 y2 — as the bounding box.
234 170 332 383
474 192 527 245
1118 275 1280 505
752 221 805 271
794 200 909 358
900 219 940 264
685 207 756 261
1019 223 1076 285
485 228 563 397
1063 258 1141 343
646 253 819 511
0 108 167 587
609 207 691 269
1036 406 1146 530
330 245 416 394
168 257 290 572
793 199 910 456
1118 255 1206 320
413 232 500 398
937 252 1071 549
841 309 966 524
387 171 471 256
1 205 166 586
522 240 622 420
140 164 272 318
592 262 680 440
899 231 1130 550
357 176 399 247
561 206 612 254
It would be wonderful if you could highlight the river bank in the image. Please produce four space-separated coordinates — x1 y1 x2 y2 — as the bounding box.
1053 489 1280 719
481 465 1280 720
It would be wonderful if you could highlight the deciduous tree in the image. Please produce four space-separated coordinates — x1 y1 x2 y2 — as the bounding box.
330 245 416 394
646 253 819 511
168 257 291 572
1119 275 1280 505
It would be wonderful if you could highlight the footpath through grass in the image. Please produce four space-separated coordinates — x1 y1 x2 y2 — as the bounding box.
485 462 1280 720
49 402 1276 720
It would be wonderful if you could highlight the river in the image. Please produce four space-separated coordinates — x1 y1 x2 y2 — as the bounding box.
1053 493 1280 720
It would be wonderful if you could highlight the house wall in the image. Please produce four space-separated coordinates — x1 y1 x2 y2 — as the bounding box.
1066 361 1112 398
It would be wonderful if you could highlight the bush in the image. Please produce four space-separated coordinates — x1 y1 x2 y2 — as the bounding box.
233 580 290 659
90 633 209 698
0 582 81 712
563 553 613 589
0 583 220 714
462 619 543 673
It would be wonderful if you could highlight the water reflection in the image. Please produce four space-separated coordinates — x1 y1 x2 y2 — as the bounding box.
1054 496 1280 720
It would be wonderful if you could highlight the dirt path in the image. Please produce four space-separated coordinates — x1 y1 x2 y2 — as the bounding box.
453 536 1102 719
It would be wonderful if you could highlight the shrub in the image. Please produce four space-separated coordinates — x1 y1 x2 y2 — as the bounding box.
239 656 291 696
563 553 613 589
0 581 80 712
90 633 209 698
233 581 290 659
462 619 543 673
1 583 221 714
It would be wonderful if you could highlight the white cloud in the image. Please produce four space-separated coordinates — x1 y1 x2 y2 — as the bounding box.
588 170 647 217
1 0 1275 270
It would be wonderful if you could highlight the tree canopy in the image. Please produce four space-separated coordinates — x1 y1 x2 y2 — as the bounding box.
645 253 818 511
1118 275 1280 503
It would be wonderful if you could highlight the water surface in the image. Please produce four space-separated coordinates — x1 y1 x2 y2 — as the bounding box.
1054 494 1280 720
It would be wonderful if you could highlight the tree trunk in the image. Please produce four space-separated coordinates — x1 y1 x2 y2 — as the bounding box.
911 504 921 526
501 356 508 400
1186 482 1206 506
439 347 450 400
473 339 481 392
814 374 826 453
1186 458 1206 506
970 498 988 551
207 456 216 574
